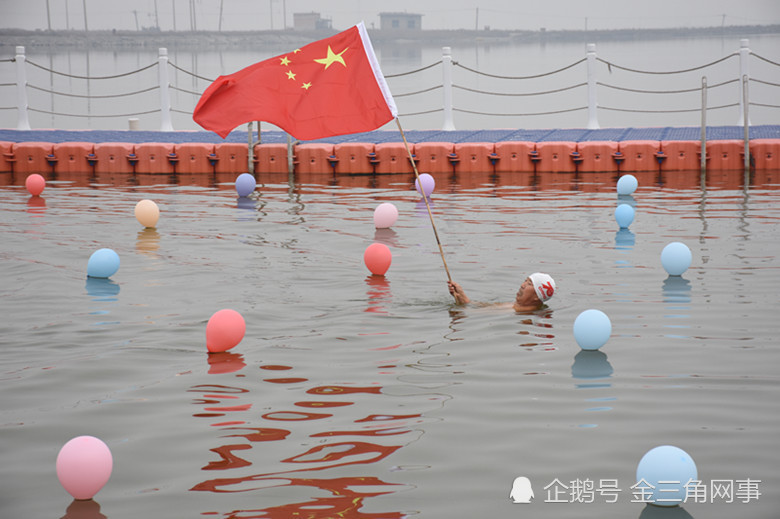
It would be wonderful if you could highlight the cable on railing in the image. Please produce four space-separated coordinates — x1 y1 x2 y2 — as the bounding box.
0 82 14 87
28 84 159 98
385 60 442 78
0 58 15 63
171 108 195 115
751 77 780 88
454 106 587 117
596 53 737 75
394 85 442 97
28 107 160 117
751 52 780 67
168 61 215 82
0 106 15 110
599 103 738 114
598 78 739 95
750 102 780 109
398 108 443 117
454 58 586 80
170 84 204 96
454 82 586 97
25 59 157 80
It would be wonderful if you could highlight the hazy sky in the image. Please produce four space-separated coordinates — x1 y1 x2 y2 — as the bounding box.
1 0 779 32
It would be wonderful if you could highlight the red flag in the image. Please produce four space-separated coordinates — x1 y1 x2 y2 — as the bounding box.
193 22 397 140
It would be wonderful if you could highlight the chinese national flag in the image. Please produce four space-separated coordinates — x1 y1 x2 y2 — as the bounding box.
193 22 397 140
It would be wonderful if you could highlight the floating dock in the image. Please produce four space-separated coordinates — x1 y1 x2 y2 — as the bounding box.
1 126 778 177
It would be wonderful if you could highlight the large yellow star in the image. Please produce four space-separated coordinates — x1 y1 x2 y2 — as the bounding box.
314 46 348 70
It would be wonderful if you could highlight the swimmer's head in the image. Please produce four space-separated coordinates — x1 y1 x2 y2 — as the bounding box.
529 273 556 302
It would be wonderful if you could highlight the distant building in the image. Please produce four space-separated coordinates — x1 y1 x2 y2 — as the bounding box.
293 12 332 31
378 12 423 31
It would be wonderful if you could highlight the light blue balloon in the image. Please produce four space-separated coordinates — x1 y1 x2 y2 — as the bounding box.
87 248 120 278
636 445 697 507
573 309 612 350
235 173 256 197
661 242 692 276
614 203 635 228
617 174 638 195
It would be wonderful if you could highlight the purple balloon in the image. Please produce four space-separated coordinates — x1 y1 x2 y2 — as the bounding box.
414 173 435 197
235 173 256 197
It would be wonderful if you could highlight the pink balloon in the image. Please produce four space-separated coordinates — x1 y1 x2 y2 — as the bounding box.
56 436 113 500
25 173 46 196
373 202 398 229
206 309 246 353
414 173 435 197
364 243 392 276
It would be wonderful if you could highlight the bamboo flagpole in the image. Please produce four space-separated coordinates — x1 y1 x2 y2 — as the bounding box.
395 117 452 282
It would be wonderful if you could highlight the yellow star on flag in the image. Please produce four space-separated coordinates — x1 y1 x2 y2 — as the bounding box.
279 56 291 66
301 82 312 90
314 46 348 69
286 70 296 80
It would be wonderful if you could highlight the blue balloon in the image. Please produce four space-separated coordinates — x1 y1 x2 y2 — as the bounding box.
573 309 612 350
614 203 635 228
235 173 256 197
87 248 120 278
636 445 697 507
661 242 692 276
617 174 638 195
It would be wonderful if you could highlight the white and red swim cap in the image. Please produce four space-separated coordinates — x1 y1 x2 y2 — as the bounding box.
529 272 556 302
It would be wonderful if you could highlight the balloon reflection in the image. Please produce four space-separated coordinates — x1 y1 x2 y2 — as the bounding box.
638 503 694 519
618 193 637 207
26 195 46 215
206 351 247 375
365 275 391 314
571 350 614 389
85 277 120 301
60 499 107 519
373 227 399 248
135 228 160 256
662 276 691 338
615 228 636 250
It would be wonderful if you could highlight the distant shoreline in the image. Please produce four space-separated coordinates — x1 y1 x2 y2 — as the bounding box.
1 24 778 51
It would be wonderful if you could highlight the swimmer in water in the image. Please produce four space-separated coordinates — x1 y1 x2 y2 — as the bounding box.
447 272 556 312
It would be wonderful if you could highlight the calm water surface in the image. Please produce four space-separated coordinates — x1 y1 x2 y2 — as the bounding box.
1 169 779 518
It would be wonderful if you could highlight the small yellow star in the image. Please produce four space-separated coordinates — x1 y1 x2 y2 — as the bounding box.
279 56 290 66
286 70 296 80
314 46 348 69
301 82 312 90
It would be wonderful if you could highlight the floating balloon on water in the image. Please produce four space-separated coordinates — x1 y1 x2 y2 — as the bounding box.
206 309 246 353
617 174 638 195
636 445 697 506
414 173 435 197
87 248 120 279
134 199 160 228
56 435 113 500
661 242 692 276
373 202 398 229
25 173 45 196
573 309 612 350
614 203 635 228
235 173 256 197
364 242 392 276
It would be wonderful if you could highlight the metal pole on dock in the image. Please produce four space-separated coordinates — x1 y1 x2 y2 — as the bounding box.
738 39 750 126
247 122 254 174
158 48 174 131
441 47 455 131
586 43 599 130
14 46 31 131
700 76 707 172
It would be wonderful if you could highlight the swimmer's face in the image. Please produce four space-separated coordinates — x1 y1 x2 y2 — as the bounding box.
516 277 539 303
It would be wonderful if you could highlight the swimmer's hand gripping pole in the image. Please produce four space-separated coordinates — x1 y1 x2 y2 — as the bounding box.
396 117 452 282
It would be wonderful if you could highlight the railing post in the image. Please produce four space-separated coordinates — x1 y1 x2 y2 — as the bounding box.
737 39 750 126
158 47 174 131
15 46 31 131
743 74 750 173
701 76 707 172
586 43 599 129
441 46 455 131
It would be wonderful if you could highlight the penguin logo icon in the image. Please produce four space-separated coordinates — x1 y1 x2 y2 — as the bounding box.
509 476 534 503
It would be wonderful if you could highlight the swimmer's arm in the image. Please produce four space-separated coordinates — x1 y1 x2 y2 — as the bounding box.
447 281 471 305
